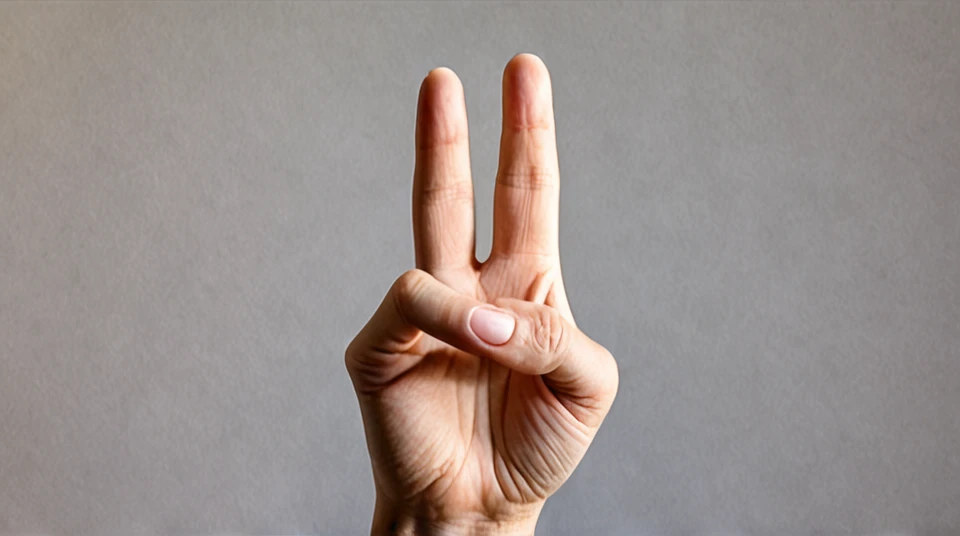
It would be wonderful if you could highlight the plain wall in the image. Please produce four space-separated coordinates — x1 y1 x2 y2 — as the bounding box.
1 2 958 535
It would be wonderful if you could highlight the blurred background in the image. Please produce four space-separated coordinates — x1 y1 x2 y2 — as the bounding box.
1 2 958 535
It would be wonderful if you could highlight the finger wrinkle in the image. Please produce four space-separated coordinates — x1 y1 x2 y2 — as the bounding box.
416 130 467 152
505 121 553 133
418 181 475 205
496 167 558 189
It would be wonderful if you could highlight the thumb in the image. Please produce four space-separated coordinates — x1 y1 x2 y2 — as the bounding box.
346 269 618 423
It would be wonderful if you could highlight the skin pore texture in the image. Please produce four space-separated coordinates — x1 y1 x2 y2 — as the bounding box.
345 54 619 536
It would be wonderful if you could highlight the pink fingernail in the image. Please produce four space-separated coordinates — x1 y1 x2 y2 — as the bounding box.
469 306 516 345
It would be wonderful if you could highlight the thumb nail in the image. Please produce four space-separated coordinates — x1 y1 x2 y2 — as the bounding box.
469 306 516 345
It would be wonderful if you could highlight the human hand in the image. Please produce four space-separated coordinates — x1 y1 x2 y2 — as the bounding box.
345 54 619 536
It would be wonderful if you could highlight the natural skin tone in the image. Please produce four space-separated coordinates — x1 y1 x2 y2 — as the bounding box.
345 54 619 536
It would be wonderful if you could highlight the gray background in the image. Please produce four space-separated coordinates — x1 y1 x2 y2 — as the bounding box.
1 2 958 535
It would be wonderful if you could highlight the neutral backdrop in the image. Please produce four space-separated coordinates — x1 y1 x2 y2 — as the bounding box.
1 2 958 535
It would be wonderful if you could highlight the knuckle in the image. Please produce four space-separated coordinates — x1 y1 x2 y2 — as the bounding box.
531 306 568 356
603 348 620 395
343 347 356 375
343 336 362 374
590 346 620 407
393 269 427 314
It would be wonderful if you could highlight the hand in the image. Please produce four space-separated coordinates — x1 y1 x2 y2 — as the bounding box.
345 54 619 536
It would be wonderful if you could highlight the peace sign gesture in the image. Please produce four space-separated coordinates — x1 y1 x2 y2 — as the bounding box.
345 54 619 535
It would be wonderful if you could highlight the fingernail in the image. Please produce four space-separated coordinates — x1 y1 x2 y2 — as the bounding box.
469 306 516 345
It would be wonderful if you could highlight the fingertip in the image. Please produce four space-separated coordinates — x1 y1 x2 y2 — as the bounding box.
427 66 458 79
503 53 551 91
420 66 464 101
506 53 548 74
416 66 468 150
501 53 553 129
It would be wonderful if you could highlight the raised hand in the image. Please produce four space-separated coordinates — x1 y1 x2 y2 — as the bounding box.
345 54 619 536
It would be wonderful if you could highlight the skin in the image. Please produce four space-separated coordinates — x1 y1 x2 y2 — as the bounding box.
345 54 619 536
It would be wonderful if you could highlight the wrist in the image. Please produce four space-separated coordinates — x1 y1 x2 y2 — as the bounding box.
371 498 541 536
